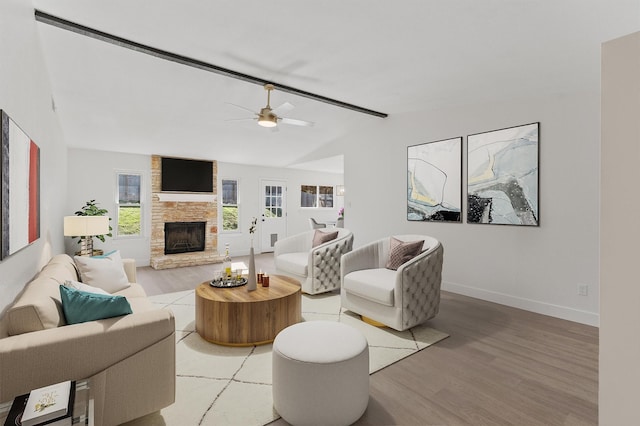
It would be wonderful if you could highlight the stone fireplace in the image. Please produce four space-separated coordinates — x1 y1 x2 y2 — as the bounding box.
150 155 223 269
164 221 206 255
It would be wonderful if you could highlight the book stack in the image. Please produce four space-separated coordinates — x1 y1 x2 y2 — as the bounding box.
4 381 75 426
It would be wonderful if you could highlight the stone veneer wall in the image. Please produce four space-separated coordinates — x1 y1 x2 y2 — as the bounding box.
150 155 223 269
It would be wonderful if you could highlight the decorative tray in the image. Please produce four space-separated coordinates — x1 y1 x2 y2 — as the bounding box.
209 277 247 288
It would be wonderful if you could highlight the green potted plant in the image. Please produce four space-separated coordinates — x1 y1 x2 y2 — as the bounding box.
72 200 112 255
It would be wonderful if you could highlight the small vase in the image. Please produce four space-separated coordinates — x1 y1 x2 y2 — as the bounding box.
247 246 257 291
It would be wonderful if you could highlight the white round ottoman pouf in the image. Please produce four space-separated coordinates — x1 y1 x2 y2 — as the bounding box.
272 321 369 426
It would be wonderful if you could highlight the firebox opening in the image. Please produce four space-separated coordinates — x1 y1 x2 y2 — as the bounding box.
164 221 206 255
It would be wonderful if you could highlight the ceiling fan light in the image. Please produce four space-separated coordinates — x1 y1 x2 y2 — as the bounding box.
258 115 277 128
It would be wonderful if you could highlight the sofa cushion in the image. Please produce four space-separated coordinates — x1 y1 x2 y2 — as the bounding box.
312 230 338 248
114 283 149 299
343 268 397 306
6 277 66 336
385 237 424 270
64 279 110 295
59 285 133 325
37 255 80 283
276 252 309 277
74 250 131 293
126 294 156 313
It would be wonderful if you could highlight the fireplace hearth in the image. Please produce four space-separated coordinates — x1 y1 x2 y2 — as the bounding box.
164 222 206 255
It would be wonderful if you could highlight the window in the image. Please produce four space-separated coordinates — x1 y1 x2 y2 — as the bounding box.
319 186 334 207
301 185 317 208
222 179 239 231
301 185 334 208
265 185 283 217
116 172 142 237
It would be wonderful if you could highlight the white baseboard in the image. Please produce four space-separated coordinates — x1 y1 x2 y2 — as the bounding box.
442 281 600 327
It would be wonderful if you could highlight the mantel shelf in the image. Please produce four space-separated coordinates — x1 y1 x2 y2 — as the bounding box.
156 193 217 203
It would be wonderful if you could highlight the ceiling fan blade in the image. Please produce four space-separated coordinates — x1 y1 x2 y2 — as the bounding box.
281 117 314 127
224 117 256 122
225 102 257 115
272 101 295 116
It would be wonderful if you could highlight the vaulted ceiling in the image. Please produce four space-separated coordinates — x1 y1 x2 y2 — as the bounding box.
33 0 640 172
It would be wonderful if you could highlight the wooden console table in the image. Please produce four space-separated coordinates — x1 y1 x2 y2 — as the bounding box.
195 275 301 346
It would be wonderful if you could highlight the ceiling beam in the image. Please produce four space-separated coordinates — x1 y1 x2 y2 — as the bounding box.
34 10 388 119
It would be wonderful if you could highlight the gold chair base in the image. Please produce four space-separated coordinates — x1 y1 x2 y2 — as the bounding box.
361 315 386 328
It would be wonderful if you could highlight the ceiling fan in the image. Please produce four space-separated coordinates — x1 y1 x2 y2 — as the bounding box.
226 84 314 128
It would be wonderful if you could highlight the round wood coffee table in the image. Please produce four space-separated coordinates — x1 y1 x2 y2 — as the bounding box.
195 274 301 346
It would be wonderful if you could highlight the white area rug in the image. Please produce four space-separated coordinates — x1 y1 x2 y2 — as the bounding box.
126 290 448 426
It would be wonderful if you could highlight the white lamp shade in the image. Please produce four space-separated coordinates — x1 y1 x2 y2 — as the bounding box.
64 215 109 236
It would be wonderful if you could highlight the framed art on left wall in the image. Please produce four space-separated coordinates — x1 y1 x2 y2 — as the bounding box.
0 110 40 260
407 137 462 222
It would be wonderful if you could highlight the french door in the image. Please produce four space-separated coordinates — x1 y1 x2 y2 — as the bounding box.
260 179 287 252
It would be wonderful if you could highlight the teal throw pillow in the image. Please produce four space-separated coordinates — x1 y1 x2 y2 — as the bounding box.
59 285 132 325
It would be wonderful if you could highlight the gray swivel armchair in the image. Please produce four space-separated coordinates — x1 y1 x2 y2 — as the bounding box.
275 228 354 294
309 218 327 229
341 235 443 331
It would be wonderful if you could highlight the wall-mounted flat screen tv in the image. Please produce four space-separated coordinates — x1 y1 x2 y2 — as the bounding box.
161 157 213 193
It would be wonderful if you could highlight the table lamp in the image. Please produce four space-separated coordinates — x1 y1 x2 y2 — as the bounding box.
64 216 109 256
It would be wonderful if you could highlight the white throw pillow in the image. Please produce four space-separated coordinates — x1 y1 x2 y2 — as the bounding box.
64 279 110 295
74 250 131 293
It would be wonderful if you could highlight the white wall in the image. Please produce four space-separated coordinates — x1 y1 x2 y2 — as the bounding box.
600 31 640 425
217 161 344 257
66 148 151 265
0 0 604 329
66 150 344 264
0 0 67 314
342 91 601 325
69 92 600 328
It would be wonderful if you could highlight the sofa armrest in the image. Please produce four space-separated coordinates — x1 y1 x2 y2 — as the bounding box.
395 243 444 329
309 232 353 290
0 308 174 401
122 258 137 283
341 239 383 279
275 232 310 257
310 232 354 268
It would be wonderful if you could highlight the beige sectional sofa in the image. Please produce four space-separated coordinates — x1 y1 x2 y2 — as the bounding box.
0 254 176 426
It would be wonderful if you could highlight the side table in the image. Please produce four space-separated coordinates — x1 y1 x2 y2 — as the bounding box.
0 380 94 426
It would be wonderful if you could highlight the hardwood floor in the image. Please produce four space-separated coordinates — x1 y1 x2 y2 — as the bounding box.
353 293 598 426
136 253 277 296
137 254 598 426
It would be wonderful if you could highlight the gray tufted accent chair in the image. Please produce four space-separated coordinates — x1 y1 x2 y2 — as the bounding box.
309 218 327 229
274 229 354 294
341 235 443 331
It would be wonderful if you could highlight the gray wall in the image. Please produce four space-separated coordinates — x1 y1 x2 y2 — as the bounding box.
341 91 600 325
0 0 67 314
600 31 640 425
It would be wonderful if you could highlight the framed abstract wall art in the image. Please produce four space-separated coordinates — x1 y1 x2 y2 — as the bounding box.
1 110 41 260
407 137 462 222
467 122 539 226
